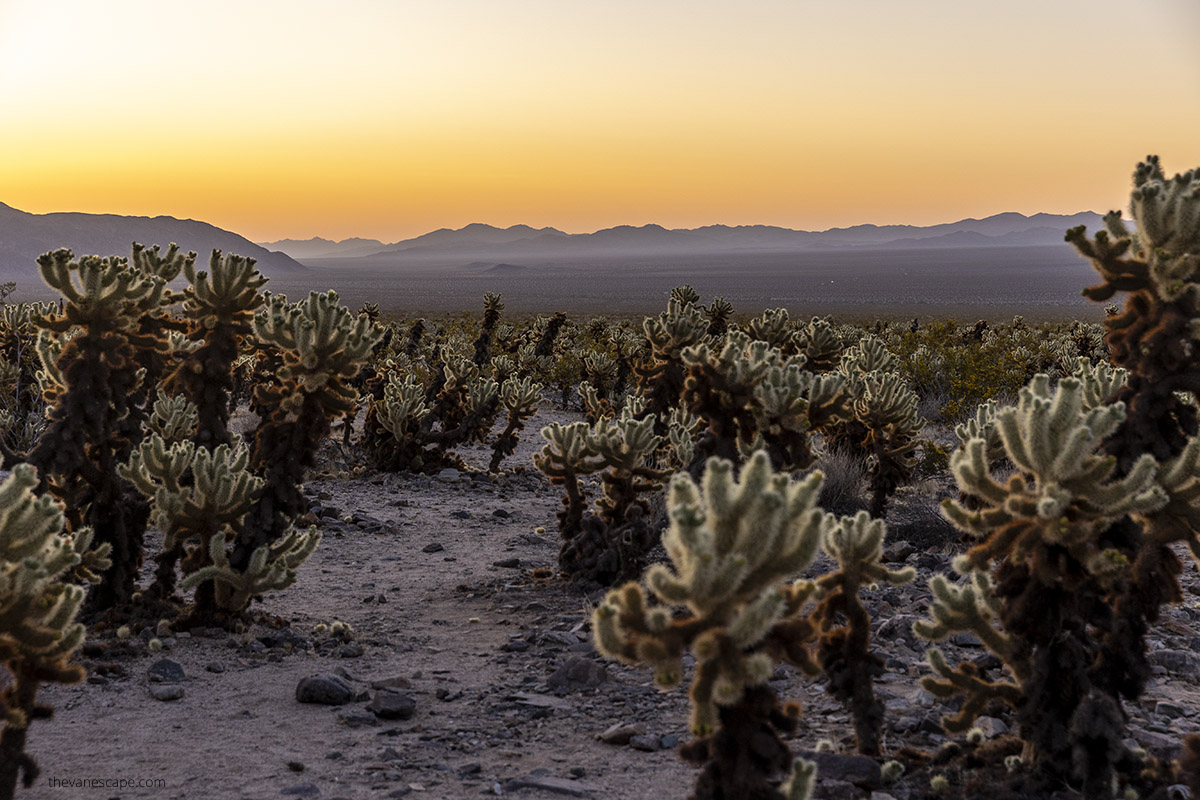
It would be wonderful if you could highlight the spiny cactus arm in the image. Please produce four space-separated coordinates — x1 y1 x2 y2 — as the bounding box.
913 572 1022 676
820 512 915 590
36 250 161 330
578 380 613 422
533 422 607 479
1072 358 1127 409
804 372 853 431
921 647 1023 733
183 250 268 324
671 285 701 306
146 391 199 443
1066 225 1146 302
130 242 194 284
781 758 818 800
180 527 320 613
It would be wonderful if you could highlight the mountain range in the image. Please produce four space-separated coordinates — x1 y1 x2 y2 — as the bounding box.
0 202 305 276
259 212 1107 265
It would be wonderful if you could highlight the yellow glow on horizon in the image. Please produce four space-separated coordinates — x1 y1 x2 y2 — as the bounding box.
3 0 1199 241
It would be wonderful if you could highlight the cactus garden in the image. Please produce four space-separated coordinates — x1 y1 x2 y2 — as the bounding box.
6 158 1200 800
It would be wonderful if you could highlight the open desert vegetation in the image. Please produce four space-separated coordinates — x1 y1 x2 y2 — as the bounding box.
5 159 1200 800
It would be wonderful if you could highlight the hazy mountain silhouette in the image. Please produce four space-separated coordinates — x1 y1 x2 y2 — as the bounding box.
0 202 306 277
287 212 1108 266
259 236 387 259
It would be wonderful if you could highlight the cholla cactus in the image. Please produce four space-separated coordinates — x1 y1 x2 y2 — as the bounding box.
703 296 734 338
795 317 843 374
121 397 265 611
683 331 850 472
181 526 320 614
809 512 913 755
229 291 379 580
825 369 923 517
634 296 710 424
161 250 267 449
744 307 796 352
471 292 504 366
23 249 167 609
488 376 542 472
919 375 1167 794
593 452 823 799
0 465 110 798
534 412 670 584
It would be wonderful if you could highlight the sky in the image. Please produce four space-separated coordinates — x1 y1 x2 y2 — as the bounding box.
2 0 1199 243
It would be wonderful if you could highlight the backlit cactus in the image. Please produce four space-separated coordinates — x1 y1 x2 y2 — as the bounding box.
0 465 110 798
593 452 824 799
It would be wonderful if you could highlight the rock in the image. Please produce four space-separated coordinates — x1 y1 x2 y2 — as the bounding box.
147 658 185 683
629 734 660 752
259 628 310 650
337 711 379 728
1157 700 1189 718
437 468 460 483
451 510 471 519
874 615 920 649
494 558 521 568
280 782 320 796
422 543 445 553
814 779 860 800
149 684 184 701
597 722 645 745
501 639 530 653
296 674 356 705
799 752 882 789
458 763 483 776
546 657 608 691
205 662 226 674
493 509 510 518
1131 726 1183 759
504 774 600 797
369 690 417 720
660 734 680 748
973 715 1009 738
1149 649 1200 677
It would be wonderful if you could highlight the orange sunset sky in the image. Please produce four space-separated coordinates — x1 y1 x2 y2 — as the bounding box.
3 0 1199 243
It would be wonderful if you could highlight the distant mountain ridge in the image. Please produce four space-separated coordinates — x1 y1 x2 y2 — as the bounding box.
262 212 1108 265
0 202 306 277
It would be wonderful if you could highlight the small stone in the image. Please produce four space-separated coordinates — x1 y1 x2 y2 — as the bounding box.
1157 700 1189 718
147 658 186 683
458 763 483 776
280 782 320 797
973 716 1009 738
504 774 600 797
150 684 184 701
597 722 645 745
296 674 356 705
451 510 471 519
494 558 521 568
501 640 530 653
799 752 881 789
423 543 445 553
437 468 460 483
337 711 379 728
546 656 608 691
660 734 680 748
369 690 417 720
492 509 510 518
205 662 226 674
287 762 305 773
629 734 660 752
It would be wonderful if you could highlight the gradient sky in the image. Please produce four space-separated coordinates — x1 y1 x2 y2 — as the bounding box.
3 0 1199 242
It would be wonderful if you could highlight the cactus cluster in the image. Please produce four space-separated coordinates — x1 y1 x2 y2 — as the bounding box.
594 452 909 798
0 465 109 798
